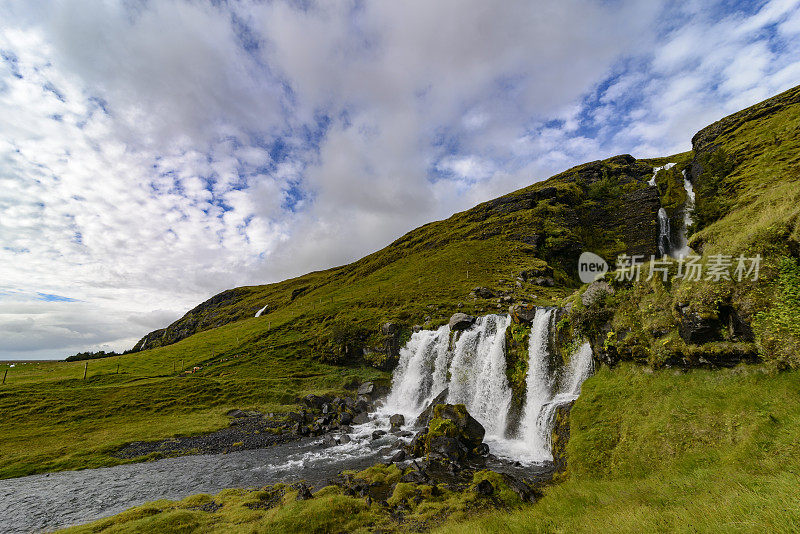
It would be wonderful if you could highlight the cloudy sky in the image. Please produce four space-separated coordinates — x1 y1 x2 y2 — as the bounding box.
1 0 799 359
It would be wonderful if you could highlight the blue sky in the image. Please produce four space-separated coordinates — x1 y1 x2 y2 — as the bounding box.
1 0 799 359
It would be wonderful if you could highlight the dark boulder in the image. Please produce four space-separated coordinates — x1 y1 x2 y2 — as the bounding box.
470 287 497 299
302 394 330 410
339 412 353 425
448 313 476 331
389 414 405 432
407 427 428 457
427 435 469 462
472 479 494 496
475 442 490 456
429 404 485 450
352 412 369 425
372 430 387 440
510 304 537 324
676 304 722 344
390 449 406 463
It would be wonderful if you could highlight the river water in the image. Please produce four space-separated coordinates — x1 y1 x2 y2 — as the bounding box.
0 436 384 533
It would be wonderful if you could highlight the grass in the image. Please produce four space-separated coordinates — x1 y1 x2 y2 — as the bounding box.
433 363 800 533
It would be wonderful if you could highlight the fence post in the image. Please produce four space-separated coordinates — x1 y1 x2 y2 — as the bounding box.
2 368 7 385
83 362 88 380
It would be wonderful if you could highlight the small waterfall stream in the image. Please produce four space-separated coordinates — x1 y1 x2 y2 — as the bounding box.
651 163 695 258
380 312 593 465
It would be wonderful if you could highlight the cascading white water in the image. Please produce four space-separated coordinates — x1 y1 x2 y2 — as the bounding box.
648 162 675 186
671 169 696 258
657 207 672 256
516 308 555 457
254 304 268 318
447 315 513 438
383 325 451 421
378 312 594 465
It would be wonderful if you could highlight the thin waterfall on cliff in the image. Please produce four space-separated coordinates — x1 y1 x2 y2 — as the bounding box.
657 207 672 256
671 169 696 258
380 312 594 464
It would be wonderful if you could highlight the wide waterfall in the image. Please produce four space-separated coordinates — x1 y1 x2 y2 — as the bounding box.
380 312 594 464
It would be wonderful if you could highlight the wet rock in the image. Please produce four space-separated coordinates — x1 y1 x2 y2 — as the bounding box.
355 399 371 413
372 430 387 440
390 449 406 463
352 412 369 425
339 412 353 425
427 435 469 462
321 435 338 448
509 304 537 324
389 414 405 432
474 443 490 456
339 434 351 445
448 313 475 331
416 388 449 427
358 382 375 396
472 479 494 496
322 403 332 414
551 401 574 474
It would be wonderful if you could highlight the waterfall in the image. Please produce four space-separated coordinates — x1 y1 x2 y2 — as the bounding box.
517 308 555 457
648 162 676 186
447 315 513 438
254 304 268 318
671 170 696 258
383 325 451 421
657 207 672 256
379 311 594 465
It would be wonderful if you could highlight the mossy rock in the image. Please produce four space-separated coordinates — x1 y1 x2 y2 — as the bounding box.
425 404 485 453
